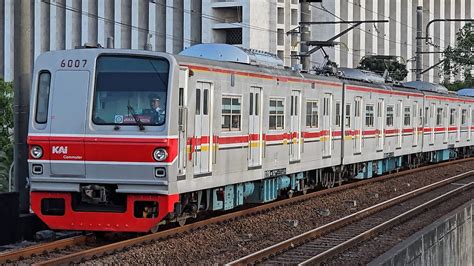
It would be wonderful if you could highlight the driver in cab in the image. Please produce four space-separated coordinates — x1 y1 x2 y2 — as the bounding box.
143 96 165 125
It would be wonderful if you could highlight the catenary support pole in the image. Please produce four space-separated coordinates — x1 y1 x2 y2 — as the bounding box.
13 0 33 213
416 6 423 81
300 0 311 71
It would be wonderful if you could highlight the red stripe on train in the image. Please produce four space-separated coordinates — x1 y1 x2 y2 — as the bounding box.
28 136 178 163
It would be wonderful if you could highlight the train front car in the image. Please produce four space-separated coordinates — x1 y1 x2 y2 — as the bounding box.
27 49 180 232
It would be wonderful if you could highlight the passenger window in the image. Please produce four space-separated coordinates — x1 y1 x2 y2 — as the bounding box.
269 98 285 130
436 108 443 126
35 71 52 124
462 109 467 125
365 104 374 127
345 104 351 127
404 107 411 127
306 101 319 128
222 96 241 131
386 105 394 127
449 108 456 126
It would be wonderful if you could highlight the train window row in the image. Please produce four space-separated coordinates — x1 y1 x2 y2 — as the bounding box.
218 93 474 133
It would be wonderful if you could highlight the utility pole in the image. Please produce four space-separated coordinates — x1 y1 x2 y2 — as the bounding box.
416 6 423 81
13 0 33 213
300 0 311 71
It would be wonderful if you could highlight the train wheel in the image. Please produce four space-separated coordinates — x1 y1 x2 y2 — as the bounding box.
177 217 187 227
287 190 294 198
302 187 308 195
150 224 160 234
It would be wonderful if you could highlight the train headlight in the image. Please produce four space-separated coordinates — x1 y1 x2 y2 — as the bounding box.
153 148 168 162
30 146 43 159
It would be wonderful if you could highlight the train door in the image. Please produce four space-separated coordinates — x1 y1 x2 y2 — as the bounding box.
249 86 263 167
430 102 436 145
322 93 333 157
290 90 302 161
469 107 472 141
444 104 449 143
456 105 461 142
354 97 362 154
376 99 384 150
397 100 403 148
50 71 89 176
178 67 189 176
413 101 418 146
194 82 213 175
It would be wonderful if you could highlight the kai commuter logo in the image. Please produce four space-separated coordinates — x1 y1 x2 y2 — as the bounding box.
52 146 68 154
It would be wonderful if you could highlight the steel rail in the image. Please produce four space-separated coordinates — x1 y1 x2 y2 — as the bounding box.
300 181 474 265
0 235 88 264
227 170 474 265
28 158 474 265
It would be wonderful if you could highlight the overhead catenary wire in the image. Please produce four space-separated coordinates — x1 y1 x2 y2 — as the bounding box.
43 0 198 45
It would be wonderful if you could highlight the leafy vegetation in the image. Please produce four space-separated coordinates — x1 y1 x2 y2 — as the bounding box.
357 55 409 82
443 23 474 91
0 79 13 192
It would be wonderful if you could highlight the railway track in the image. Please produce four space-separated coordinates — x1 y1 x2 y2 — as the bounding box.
227 170 474 265
0 235 89 264
1 158 472 265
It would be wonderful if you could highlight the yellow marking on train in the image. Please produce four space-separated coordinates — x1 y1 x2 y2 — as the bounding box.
249 141 260 148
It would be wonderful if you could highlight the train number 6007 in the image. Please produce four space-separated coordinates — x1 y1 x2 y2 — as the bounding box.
60 59 87 68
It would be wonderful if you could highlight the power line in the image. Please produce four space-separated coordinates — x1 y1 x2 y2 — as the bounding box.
310 3 413 48
42 0 197 45
151 1 278 34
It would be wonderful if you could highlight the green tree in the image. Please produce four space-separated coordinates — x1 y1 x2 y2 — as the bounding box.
357 55 409 82
0 79 13 192
443 23 474 90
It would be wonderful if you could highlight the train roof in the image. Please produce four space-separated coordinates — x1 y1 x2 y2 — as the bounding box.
36 47 474 102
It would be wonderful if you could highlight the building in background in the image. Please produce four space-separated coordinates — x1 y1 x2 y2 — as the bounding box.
312 0 473 83
0 0 472 82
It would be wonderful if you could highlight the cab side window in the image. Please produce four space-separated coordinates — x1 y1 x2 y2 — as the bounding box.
36 71 52 124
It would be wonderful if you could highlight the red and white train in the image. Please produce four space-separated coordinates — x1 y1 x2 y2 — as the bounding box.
27 44 474 232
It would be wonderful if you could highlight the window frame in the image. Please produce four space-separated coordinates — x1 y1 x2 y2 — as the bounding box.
365 104 375 127
462 109 468 126
35 71 52 124
403 106 411 127
305 100 319 129
386 105 394 127
221 94 243 132
449 108 456 126
436 107 443 126
269 97 286 130
345 103 351 128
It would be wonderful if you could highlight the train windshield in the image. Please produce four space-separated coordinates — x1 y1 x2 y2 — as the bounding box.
92 55 169 127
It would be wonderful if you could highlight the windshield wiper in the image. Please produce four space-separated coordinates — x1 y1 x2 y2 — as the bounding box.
127 104 145 131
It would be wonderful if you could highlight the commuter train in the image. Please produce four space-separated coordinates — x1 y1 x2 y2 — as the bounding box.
27 44 474 232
